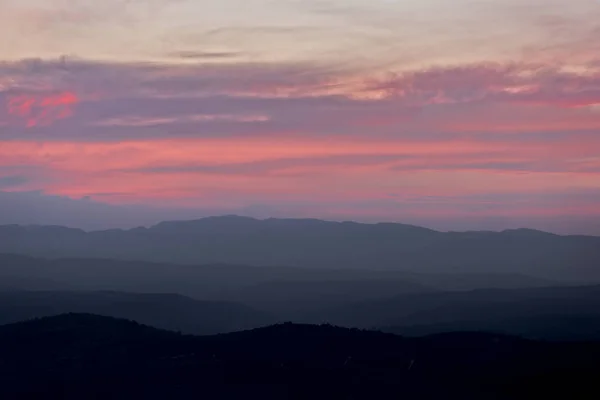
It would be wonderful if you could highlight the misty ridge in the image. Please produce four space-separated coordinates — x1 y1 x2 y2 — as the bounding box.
2 215 600 281
3 215 600 398
1 215 600 339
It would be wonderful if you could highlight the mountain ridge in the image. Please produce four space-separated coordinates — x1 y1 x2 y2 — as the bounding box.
0 290 274 335
1 215 582 235
1 215 599 280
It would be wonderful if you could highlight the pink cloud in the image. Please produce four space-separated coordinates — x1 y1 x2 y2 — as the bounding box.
6 91 79 127
362 63 600 109
0 135 597 208
1 57 600 226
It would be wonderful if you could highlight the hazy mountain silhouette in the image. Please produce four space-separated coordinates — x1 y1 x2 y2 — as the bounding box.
211 275 562 318
0 253 555 301
218 279 433 318
0 290 273 335
385 315 600 342
2 253 599 340
1 216 599 280
316 284 600 340
1 313 600 399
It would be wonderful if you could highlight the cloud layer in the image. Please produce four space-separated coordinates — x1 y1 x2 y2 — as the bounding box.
1 0 599 232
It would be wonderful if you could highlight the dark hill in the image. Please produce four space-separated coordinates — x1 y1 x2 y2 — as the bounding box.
1 314 600 399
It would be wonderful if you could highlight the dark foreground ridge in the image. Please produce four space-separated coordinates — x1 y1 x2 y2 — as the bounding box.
1 313 599 399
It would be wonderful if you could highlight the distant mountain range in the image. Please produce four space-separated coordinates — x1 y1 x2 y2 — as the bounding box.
0 254 556 301
0 252 557 307
1 215 599 280
2 252 600 340
3 215 600 398
1 313 600 399
2 285 600 341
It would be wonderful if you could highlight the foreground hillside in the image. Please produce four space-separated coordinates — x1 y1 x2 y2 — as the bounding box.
1 216 599 280
0 314 599 399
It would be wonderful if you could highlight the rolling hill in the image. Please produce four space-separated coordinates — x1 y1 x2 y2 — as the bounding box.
0 290 273 335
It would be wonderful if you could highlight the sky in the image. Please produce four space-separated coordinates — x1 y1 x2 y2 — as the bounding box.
1 0 600 233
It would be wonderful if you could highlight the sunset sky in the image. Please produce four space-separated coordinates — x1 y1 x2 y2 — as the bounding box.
1 0 600 233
